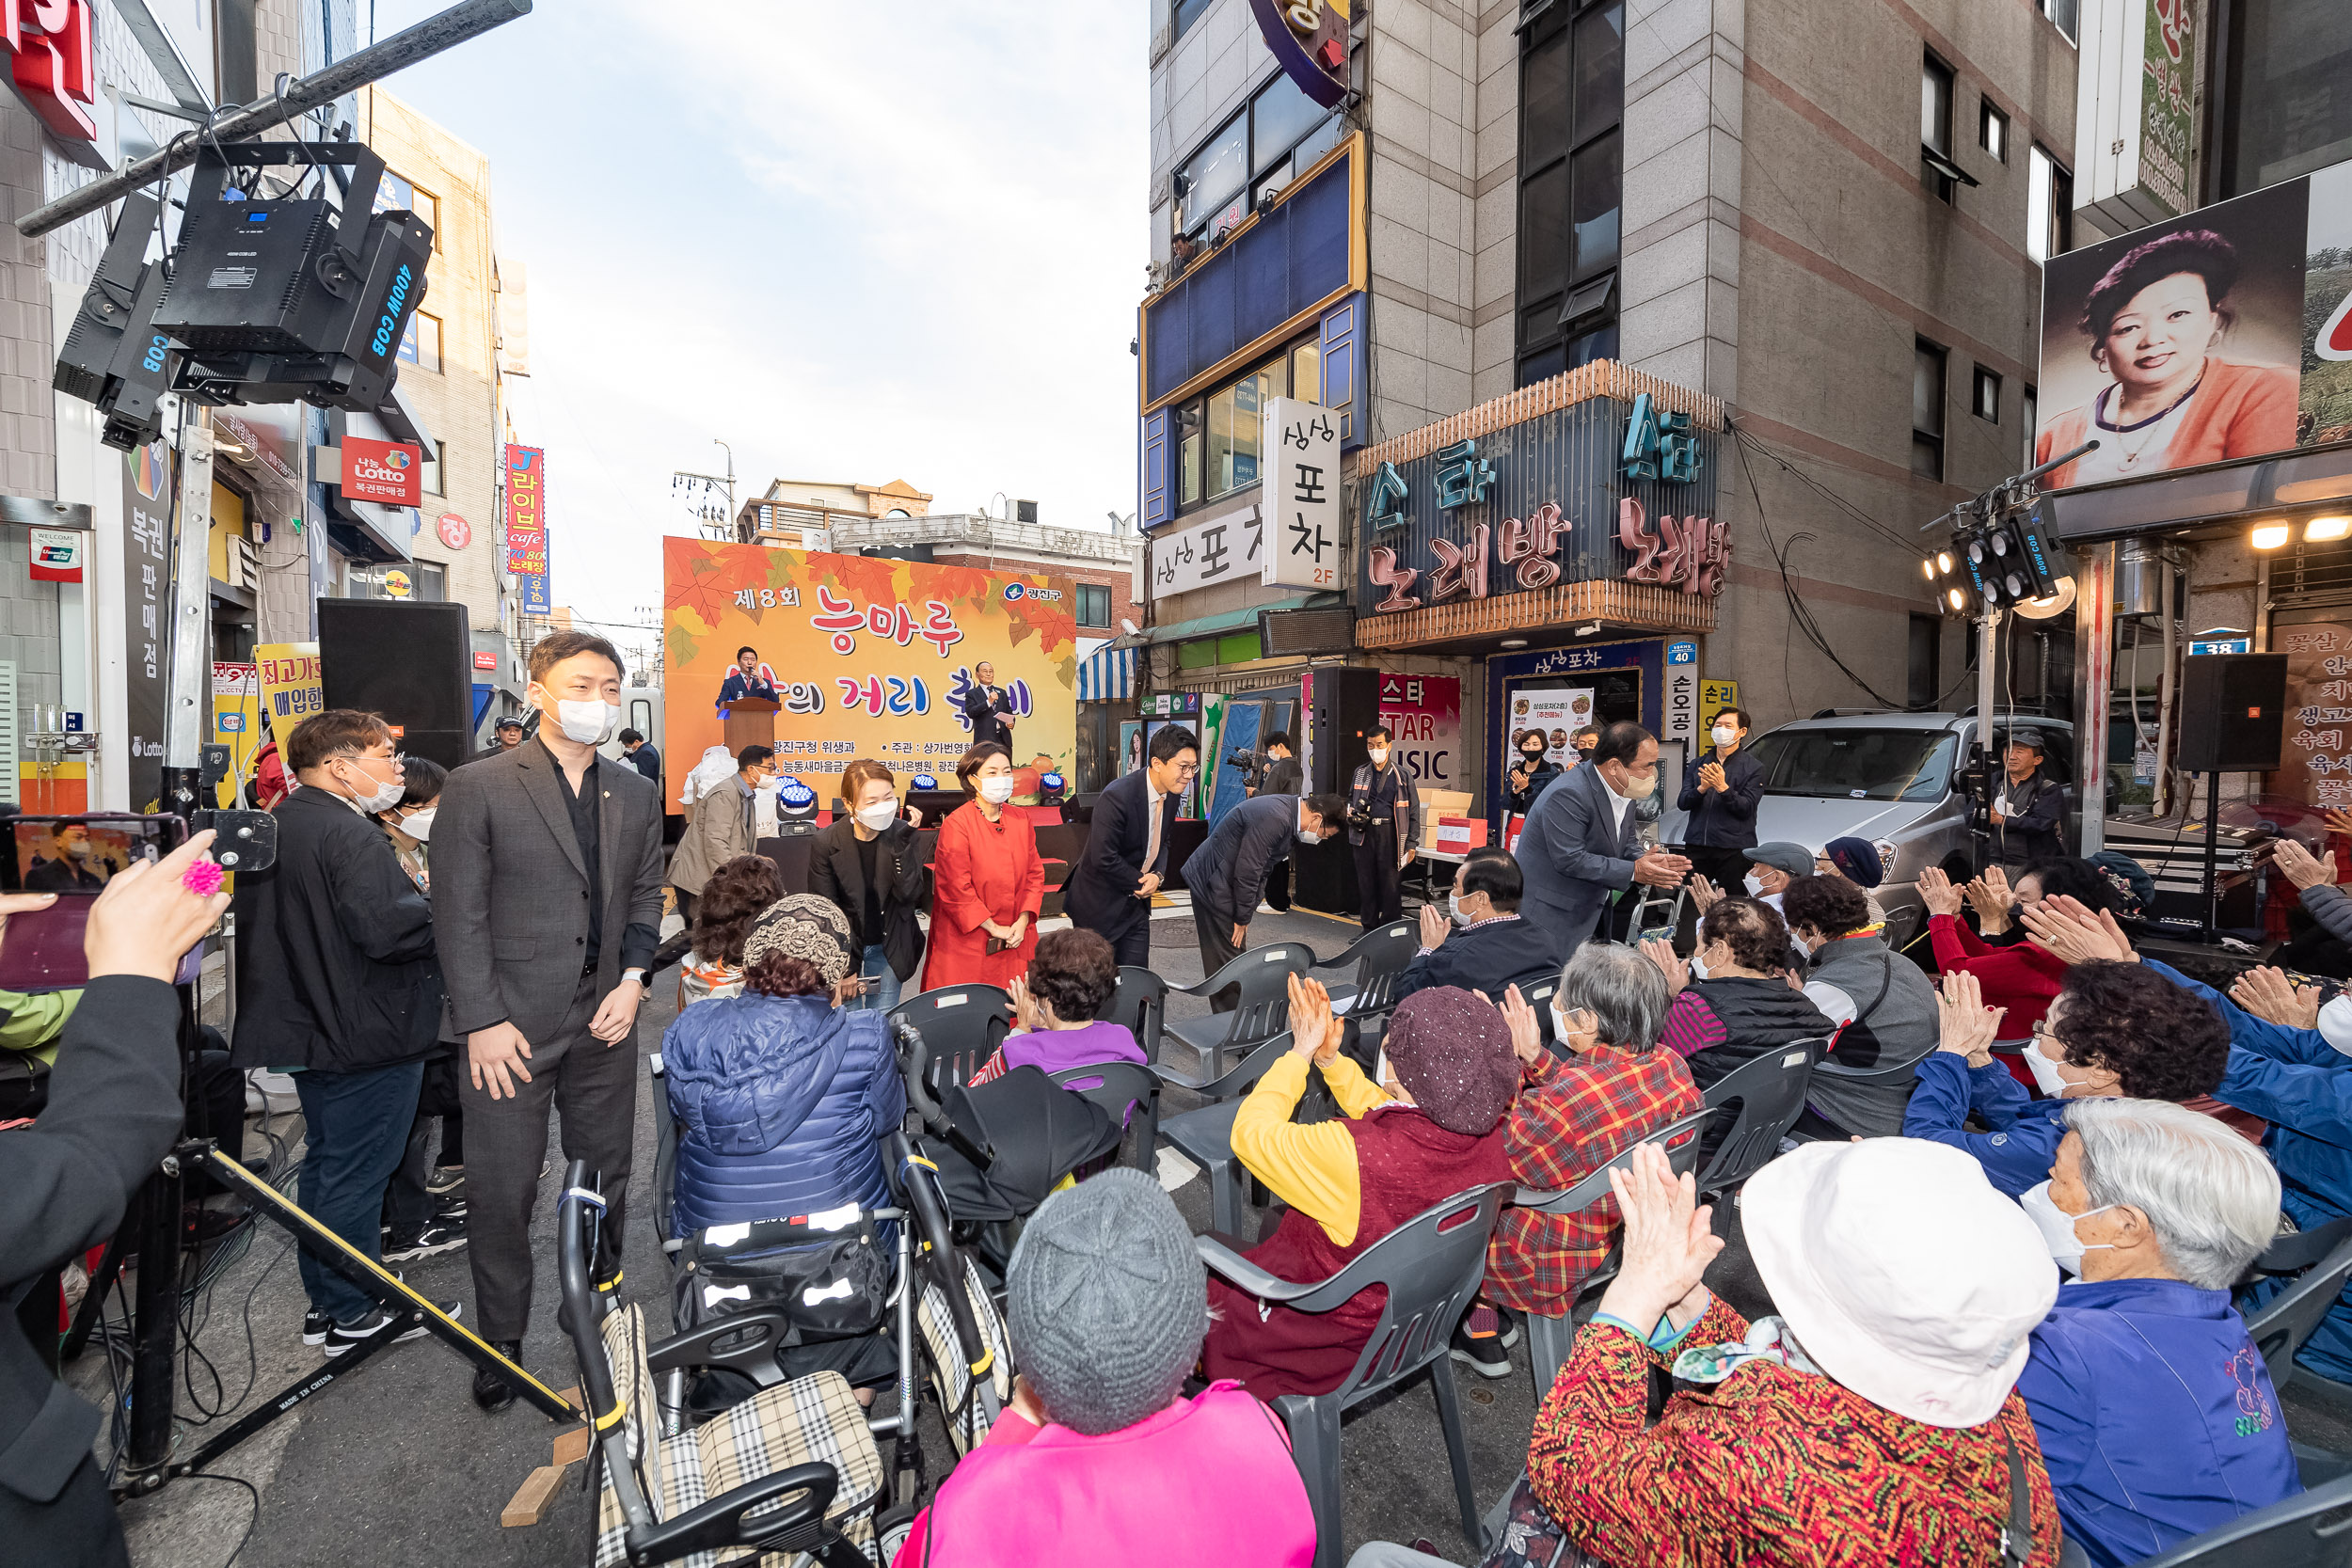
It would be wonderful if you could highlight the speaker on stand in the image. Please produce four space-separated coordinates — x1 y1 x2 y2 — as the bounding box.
1296 666 1380 918
2174 652 2286 938
318 598 476 771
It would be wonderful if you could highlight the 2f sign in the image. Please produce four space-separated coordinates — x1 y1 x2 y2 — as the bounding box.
1262 397 1341 590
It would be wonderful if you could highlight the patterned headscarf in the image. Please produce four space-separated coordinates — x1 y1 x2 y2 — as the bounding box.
1379 986 1518 1136
740 894 855 987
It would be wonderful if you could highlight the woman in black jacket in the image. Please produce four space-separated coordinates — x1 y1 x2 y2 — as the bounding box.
1505 727 1559 815
809 758 930 1012
1676 705 1765 889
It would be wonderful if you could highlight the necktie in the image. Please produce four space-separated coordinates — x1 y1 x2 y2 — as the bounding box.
1144 784 1163 879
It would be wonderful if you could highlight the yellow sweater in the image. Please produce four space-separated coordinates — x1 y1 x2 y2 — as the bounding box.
1230 1051 1396 1247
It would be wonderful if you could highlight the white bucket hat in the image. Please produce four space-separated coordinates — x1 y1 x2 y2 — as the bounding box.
1742 1138 2058 1429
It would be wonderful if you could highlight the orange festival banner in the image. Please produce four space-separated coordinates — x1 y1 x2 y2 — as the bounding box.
661 538 1078 791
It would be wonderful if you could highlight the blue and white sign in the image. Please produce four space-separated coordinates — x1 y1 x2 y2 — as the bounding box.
2189 637 2252 657
1664 640 1699 746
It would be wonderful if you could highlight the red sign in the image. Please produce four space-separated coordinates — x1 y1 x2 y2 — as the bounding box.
344 436 421 506
27 527 81 583
6 2 96 141
473 651 497 672
437 512 472 549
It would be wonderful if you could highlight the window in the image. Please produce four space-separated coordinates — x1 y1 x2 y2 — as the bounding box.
1973 365 2001 422
421 439 445 496
1979 99 2008 161
2026 145 2072 262
1921 53 1956 202
1172 72 1341 245
1913 339 1947 482
2037 0 2078 45
1514 1 1625 387
2215 0 2352 197
416 561 446 602
2022 385 2039 468
1173 0 1216 44
373 170 440 249
1171 332 1317 514
1075 582 1112 628
1908 615 1942 708
398 311 442 372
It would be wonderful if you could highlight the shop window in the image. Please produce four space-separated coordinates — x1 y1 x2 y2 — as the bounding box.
1169 331 1313 515
2037 0 2077 44
1172 72 1343 245
421 439 446 496
1973 365 2001 423
2026 145 2071 262
1921 53 1956 203
373 170 439 250
417 561 446 601
1173 0 1216 44
1514 1 1624 388
1979 99 2008 162
399 311 442 372
1075 582 1111 628
2215 0 2352 197
1913 339 1947 482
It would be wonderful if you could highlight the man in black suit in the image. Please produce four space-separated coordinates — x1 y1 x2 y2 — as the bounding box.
963 660 1014 748
1518 721 1691 956
1063 725 1197 967
23 822 103 892
1180 790 1344 1003
618 728 661 789
1 832 230 1566
1396 847 1563 1006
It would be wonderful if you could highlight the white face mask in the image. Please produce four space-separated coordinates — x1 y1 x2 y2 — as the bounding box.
336 758 405 816
1447 893 1473 926
977 775 1016 804
1297 829 1322 846
1549 999 1579 1047
545 696 620 746
400 806 436 841
1711 726 1739 748
2024 1037 2082 1100
2020 1180 2116 1275
855 800 900 832
62 840 88 860
1687 946 1712 980
1368 748 1391 767
1743 871 1769 897
2321 994 2352 1057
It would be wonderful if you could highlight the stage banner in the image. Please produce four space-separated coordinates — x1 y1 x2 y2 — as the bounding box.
1377 673 1461 788
255 641 324 752
661 539 1078 790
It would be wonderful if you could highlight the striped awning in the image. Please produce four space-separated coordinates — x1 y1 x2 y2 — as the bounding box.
1078 644 1136 704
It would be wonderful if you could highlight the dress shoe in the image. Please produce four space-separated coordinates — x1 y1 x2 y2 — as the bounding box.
472 1339 522 1413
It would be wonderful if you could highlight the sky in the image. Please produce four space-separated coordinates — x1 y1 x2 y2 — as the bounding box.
364 1 1150 645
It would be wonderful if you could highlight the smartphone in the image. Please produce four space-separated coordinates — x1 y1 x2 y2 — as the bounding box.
0 814 186 990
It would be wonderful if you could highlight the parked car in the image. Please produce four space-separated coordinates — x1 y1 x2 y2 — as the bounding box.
1661 710 2076 951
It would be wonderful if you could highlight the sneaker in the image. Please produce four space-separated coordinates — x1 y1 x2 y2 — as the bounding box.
381 1217 468 1262
302 1309 331 1347
1450 1305 1511 1380
322 1301 457 1358
424 1164 465 1196
472 1339 523 1413
433 1191 468 1223
1494 1304 1523 1350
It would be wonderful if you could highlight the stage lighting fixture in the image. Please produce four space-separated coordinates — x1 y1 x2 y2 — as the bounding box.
53 191 178 451
773 776 818 835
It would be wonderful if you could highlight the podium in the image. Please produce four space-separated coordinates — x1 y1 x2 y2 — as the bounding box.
721 697 780 753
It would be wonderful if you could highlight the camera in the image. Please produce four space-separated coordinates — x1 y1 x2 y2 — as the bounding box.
1346 799 1376 833
1226 746 1267 788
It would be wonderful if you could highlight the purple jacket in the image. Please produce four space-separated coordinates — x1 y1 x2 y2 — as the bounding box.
1003 1020 1144 1077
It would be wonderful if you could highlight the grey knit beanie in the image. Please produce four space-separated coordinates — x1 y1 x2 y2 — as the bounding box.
1005 1167 1206 1435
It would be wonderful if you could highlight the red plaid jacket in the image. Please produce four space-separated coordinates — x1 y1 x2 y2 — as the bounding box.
1484 1044 1702 1315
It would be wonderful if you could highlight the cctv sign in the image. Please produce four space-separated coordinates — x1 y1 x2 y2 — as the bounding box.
344 436 421 507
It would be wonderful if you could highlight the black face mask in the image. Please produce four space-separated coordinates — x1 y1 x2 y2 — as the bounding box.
1521 749 1545 764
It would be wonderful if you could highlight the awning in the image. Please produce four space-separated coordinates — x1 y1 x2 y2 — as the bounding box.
1104 594 1337 651
1077 644 1136 703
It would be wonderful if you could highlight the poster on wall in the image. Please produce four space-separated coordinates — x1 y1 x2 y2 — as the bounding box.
2275 619 2352 818
662 538 1077 793
1509 686 1594 768
1377 673 1460 789
255 642 325 752
211 661 260 807
120 441 173 812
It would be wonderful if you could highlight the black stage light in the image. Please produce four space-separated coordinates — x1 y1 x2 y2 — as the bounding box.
53 191 177 451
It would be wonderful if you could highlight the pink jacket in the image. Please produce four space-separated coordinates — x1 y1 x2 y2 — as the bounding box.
896 1382 1317 1566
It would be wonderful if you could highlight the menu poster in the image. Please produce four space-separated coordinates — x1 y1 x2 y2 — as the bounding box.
1510 687 1596 768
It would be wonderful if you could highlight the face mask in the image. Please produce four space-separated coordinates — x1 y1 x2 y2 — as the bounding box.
978 776 1016 804
1297 820 1323 846
2020 1180 2116 1275
548 697 620 746
1743 872 1768 897
2321 994 2352 1058
1368 748 1390 767
1620 768 1660 800
1521 749 1545 764
2024 1037 2082 1100
400 806 436 842
1688 947 1712 979
1711 726 1738 748
855 801 900 832
1447 893 1473 926
338 760 405 816
62 841 88 860
1550 999 1595 1049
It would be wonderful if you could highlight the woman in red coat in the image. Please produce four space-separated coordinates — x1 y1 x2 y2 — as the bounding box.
922 743 1044 990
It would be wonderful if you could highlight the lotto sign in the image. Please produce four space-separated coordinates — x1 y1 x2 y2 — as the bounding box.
1261 398 1342 590
28 527 81 583
343 436 421 505
504 445 550 614
663 538 1076 785
5 0 96 141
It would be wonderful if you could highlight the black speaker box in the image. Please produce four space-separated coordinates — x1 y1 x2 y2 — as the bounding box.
318 598 475 771
2175 652 2287 774
1296 666 1381 917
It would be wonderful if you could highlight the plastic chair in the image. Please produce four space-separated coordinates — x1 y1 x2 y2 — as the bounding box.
1047 1059 1162 1173
1163 941 1317 1081
1312 919 1418 1019
1152 1034 1298 1234
888 984 1013 1096
1104 965 1170 1066
1521 975 1559 1046
1198 1182 1514 1568
555 1162 881 1568
2125 1470 2352 1565
1514 1107 1712 1401
2241 1222 2352 1393
1692 1037 1825 1196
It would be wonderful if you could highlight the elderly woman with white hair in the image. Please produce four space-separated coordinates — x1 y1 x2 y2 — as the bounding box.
2015 1098 2300 1567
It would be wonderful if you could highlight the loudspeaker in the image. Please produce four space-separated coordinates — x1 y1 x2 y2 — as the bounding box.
318 598 475 771
1297 666 1380 917
2176 652 2287 774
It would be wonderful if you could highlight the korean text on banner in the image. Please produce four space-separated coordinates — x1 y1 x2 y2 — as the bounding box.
1150 506 1265 601
662 539 1079 791
256 642 324 752
505 444 549 615
1512 687 1595 768
1377 673 1460 788
1262 398 1341 589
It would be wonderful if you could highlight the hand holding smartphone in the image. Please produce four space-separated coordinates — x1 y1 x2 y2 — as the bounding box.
0 815 189 990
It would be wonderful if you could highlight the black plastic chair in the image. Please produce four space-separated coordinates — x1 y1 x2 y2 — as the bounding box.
888 984 1013 1096
2125 1470 2352 1565
1163 941 1317 1081
1048 1059 1163 1174
2241 1222 2352 1393
1515 1107 1712 1400
1312 919 1418 1019
554 1162 881 1568
1104 965 1170 1066
1521 974 1560 1046
1152 1034 1298 1234
1692 1037 1825 1196
1198 1182 1514 1568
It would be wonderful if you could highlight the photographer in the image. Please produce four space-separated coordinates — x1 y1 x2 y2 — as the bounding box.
1248 732 1301 798
1 830 230 1566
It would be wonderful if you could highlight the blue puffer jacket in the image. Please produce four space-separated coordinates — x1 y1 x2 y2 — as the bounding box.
661 991 905 1238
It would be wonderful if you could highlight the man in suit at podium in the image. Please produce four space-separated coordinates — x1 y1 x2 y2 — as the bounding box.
1063 725 1197 966
718 646 777 706
964 661 1014 748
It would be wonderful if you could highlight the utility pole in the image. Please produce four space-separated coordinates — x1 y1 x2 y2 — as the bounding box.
672 437 737 541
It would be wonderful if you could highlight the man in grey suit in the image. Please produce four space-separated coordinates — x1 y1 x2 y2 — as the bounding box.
433 630 665 1412
1517 721 1691 955
1180 790 1343 1003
